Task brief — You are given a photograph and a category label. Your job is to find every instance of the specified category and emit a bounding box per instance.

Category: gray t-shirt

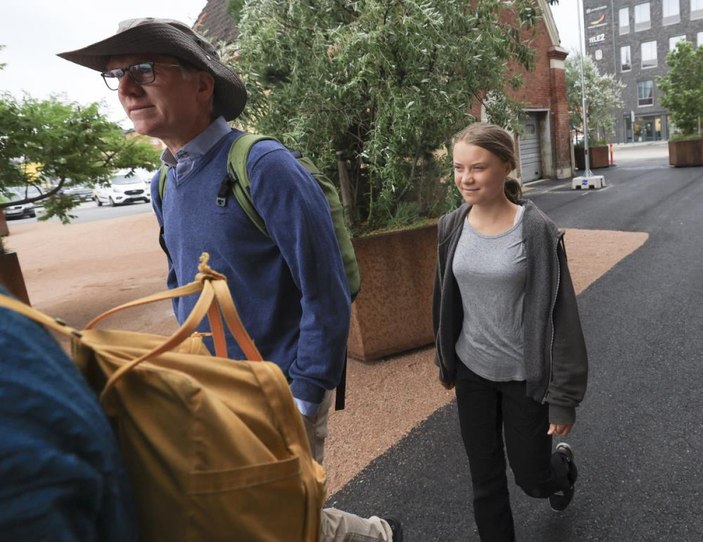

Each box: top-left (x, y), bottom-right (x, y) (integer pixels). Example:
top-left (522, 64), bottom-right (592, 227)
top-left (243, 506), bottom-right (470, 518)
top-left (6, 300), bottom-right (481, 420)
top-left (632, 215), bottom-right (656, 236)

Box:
top-left (452, 206), bottom-right (527, 381)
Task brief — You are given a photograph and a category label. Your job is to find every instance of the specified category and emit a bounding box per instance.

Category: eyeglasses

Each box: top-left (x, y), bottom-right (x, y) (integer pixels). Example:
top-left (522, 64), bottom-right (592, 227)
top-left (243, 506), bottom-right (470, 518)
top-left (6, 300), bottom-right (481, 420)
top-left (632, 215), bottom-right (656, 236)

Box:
top-left (100, 61), bottom-right (182, 91)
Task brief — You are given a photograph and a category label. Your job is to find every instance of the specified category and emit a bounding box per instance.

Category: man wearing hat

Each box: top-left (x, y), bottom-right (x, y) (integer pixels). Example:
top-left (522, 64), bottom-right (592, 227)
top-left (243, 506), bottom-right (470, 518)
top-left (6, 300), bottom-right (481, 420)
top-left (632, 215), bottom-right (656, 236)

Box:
top-left (59, 18), bottom-right (402, 542)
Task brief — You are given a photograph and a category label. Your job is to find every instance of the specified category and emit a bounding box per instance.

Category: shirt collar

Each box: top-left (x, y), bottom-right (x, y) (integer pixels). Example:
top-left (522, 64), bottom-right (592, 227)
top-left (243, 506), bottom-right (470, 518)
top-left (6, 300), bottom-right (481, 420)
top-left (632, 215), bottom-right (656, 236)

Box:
top-left (160, 116), bottom-right (231, 167)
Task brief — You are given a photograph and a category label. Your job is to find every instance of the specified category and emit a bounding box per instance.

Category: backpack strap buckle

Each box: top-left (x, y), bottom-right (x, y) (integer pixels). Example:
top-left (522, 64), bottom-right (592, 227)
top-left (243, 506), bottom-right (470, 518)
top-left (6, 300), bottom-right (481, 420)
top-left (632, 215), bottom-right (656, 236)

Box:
top-left (216, 175), bottom-right (232, 207)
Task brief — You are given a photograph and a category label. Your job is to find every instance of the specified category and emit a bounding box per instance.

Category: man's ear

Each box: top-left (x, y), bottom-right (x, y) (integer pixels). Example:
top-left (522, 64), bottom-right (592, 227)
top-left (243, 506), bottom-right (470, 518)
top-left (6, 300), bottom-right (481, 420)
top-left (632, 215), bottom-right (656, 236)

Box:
top-left (197, 71), bottom-right (215, 99)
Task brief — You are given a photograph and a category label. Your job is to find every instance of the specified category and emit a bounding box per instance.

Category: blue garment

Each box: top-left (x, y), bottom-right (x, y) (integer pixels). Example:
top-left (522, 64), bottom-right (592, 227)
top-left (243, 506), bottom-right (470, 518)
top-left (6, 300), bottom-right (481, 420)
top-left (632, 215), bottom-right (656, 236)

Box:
top-left (0, 289), bottom-right (138, 542)
top-left (160, 115), bottom-right (232, 178)
top-left (152, 121), bottom-right (351, 408)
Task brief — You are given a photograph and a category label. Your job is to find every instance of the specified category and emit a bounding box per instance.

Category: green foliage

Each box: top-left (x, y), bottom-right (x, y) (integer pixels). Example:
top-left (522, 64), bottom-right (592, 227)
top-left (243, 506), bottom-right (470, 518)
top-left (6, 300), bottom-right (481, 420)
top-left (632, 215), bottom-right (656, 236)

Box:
top-left (227, 0), bottom-right (245, 24)
top-left (658, 40), bottom-right (703, 138)
top-left (669, 132), bottom-right (703, 142)
top-left (0, 94), bottom-right (161, 223)
top-left (565, 53), bottom-right (623, 143)
top-left (227, 0), bottom-right (541, 234)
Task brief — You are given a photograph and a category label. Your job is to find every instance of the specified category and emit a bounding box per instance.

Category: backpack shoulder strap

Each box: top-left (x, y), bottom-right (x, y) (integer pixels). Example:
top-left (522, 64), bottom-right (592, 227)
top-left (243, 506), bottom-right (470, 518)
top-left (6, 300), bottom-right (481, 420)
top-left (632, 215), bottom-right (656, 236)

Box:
top-left (158, 165), bottom-right (168, 200)
top-left (156, 134), bottom-right (276, 237)
top-left (227, 134), bottom-right (279, 238)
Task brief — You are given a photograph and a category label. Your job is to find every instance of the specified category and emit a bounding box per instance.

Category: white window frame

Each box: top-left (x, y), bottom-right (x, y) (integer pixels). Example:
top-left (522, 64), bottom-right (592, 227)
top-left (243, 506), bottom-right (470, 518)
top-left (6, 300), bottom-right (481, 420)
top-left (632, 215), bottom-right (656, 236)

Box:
top-left (693, 0), bottom-right (703, 20)
top-left (637, 80), bottom-right (654, 107)
top-left (634, 3), bottom-right (651, 31)
top-left (698, 31), bottom-right (703, 47)
top-left (663, 0), bottom-right (680, 25)
top-left (641, 41), bottom-right (657, 69)
top-left (619, 7), bottom-right (630, 35)
top-left (620, 46), bottom-right (632, 72)
top-left (669, 35), bottom-right (686, 51)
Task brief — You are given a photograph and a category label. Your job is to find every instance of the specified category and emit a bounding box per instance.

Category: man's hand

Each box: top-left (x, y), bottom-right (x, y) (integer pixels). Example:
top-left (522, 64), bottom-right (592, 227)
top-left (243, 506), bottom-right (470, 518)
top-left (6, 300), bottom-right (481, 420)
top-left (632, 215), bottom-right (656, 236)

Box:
top-left (548, 423), bottom-right (573, 437)
top-left (439, 376), bottom-right (455, 390)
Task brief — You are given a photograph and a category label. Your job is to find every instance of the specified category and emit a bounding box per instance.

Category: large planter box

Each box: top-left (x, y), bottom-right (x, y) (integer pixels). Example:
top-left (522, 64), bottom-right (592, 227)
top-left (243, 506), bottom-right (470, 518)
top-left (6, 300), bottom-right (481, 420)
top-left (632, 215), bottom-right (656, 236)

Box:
top-left (0, 250), bottom-right (30, 305)
top-left (668, 139), bottom-right (703, 167)
top-left (574, 145), bottom-right (610, 170)
top-left (347, 223), bottom-right (437, 361)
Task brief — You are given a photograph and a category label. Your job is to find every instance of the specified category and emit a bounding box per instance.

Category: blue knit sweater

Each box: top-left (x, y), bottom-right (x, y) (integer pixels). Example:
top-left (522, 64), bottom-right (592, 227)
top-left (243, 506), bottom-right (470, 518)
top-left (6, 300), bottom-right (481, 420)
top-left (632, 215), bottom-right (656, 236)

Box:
top-left (152, 128), bottom-right (351, 405)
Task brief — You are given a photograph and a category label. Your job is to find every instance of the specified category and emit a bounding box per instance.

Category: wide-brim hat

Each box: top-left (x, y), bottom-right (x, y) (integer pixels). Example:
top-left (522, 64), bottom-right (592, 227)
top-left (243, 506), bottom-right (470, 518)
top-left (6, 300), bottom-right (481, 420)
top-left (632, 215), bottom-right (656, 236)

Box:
top-left (58, 18), bottom-right (246, 121)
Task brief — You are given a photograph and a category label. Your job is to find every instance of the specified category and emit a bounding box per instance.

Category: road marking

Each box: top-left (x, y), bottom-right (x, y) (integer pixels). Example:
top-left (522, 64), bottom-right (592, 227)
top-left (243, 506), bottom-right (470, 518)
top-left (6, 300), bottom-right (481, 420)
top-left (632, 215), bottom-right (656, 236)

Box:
top-left (615, 166), bottom-right (670, 171)
top-left (525, 184), bottom-right (613, 196)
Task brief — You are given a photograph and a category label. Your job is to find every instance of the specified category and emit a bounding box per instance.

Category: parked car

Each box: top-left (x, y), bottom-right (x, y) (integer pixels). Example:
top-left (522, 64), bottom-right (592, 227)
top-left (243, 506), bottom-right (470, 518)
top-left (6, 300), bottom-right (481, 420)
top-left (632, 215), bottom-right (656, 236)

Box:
top-left (93, 174), bottom-right (151, 207)
top-left (1, 187), bottom-right (39, 220)
top-left (61, 184), bottom-right (94, 202)
top-left (3, 201), bottom-right (36, 220)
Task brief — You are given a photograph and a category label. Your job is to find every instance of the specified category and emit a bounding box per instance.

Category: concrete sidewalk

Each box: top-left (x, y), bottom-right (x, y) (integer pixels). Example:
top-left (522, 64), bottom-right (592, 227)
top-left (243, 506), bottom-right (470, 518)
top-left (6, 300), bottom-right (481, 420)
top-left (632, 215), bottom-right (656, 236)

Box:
top-left (3, 212), bottom-right (648, 495)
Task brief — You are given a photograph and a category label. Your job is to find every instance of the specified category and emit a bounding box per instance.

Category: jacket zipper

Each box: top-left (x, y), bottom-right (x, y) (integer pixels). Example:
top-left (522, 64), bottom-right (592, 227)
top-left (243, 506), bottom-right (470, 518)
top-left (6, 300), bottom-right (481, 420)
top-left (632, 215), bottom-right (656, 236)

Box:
top-left (542, 235), bottom-right (562, 403)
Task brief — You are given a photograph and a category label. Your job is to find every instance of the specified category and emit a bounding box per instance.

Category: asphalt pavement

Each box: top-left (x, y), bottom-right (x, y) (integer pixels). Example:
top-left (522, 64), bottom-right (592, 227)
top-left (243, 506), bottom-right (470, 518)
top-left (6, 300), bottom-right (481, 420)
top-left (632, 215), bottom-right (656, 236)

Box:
top-left (330, 142), bottom-right (703, 541)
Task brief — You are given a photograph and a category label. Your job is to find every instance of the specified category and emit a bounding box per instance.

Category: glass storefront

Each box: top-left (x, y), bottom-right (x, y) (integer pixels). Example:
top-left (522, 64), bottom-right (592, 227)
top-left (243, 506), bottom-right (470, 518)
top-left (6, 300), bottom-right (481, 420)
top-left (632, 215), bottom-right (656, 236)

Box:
top-left (624, 114), bottom-right (666, 142)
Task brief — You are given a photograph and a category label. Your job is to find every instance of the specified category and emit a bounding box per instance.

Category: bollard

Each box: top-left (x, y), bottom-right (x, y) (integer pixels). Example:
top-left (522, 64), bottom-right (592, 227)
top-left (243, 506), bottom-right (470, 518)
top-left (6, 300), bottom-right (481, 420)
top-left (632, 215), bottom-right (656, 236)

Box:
top-left (609, 143), bottom-right (616, 166)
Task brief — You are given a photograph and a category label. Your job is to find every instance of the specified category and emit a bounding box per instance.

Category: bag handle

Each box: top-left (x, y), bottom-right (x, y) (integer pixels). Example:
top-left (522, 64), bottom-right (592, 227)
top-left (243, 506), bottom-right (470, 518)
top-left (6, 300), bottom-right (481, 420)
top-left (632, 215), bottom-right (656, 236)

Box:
top-left (85, 274), bottom-right (232, 358)
top-left (85, 254), bottom-right (261, 358)
top-left (84, 280), bottom-right (204, 329)
top-left (211, 278), bottom-right (263, 361)
top-left (0, 293), bottom-right (82, 339)
top-left (207, 301), bottom-right (228, 358)
top-left (99, 279), bottom-right (218, 399)
top-left (99, 254), bottom-right (263, 399)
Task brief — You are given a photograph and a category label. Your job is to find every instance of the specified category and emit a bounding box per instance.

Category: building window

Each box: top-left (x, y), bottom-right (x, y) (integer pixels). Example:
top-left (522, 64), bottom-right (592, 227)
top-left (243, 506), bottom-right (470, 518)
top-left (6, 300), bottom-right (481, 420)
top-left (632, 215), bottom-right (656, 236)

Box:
top-left (641, 41), bottom-right (658, 68)
top-left (635, 3), bottom-right (651, 31)
top-left (698, 31), bottom-right (703, 46)
top-left (669, 35), bottom-right (686, 50)
top-left (638, 80), bottom-right (654, 106)
top-left (619, 7), bottom-right (630, 34)
top-left (692, 0), bottom-right (703, 20)
top-left (663, 0), bottom-right (680, 25)
top-left (621, 46), bottom-right (632, 71)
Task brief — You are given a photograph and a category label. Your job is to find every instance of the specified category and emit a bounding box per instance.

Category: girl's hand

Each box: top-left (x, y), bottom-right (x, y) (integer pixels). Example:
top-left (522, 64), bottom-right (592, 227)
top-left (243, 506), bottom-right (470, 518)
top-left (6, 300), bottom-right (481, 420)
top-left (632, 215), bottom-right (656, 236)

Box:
top-left (548, 423), bottom-right (573, 437)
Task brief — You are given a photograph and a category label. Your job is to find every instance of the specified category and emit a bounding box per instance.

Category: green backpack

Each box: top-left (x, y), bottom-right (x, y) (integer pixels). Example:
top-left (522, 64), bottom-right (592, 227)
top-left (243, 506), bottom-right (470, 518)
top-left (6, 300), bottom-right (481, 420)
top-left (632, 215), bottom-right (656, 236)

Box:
top-left (158, 134), bottom-right (361, 300)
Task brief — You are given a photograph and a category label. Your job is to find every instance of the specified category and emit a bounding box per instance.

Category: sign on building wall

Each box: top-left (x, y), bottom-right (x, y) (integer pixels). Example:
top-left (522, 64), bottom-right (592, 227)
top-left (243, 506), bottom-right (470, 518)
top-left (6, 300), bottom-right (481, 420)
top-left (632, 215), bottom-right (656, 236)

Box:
top-left (586, 4), bottom-right (609, 47)
top-left (587, 5), bottom-right (609, 29)
top-left (585, 4), bottom-right (611, 68)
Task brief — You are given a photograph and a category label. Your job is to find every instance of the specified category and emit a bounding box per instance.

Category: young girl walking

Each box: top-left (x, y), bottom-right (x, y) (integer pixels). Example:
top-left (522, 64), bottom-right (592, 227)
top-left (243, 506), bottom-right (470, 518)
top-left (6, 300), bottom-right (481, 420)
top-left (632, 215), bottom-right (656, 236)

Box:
top-left (433, 123), bottom-right (588, 541)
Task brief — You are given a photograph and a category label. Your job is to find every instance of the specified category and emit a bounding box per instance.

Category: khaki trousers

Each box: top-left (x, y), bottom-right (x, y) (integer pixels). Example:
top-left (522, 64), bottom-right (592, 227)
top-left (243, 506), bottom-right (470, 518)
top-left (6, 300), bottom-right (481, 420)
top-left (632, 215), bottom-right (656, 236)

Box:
top-left (301, 390), bottom-right (393, 542)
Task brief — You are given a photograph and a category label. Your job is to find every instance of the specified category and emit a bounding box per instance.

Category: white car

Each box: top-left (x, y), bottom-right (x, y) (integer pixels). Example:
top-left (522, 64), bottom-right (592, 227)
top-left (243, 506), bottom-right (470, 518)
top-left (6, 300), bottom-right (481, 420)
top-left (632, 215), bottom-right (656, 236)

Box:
top-left (2, 186), bottom-right (40, 220)
top-left (94, 174), bottom-right (151, 207)
top-left (3, 200), bottom-right (36, 219)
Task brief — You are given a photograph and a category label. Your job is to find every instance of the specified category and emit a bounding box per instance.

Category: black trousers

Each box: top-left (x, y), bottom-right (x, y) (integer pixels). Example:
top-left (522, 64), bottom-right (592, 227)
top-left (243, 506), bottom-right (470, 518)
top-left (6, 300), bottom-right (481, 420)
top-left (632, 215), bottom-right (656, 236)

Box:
top-left (455, 362), bottom-right (572, 542)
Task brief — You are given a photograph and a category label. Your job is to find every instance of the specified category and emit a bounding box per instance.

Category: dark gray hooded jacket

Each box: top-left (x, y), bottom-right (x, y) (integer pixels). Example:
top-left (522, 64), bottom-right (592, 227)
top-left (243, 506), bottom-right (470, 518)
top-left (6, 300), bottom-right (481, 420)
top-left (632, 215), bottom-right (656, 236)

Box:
top-left (433, 200), bottom-right (588, 424)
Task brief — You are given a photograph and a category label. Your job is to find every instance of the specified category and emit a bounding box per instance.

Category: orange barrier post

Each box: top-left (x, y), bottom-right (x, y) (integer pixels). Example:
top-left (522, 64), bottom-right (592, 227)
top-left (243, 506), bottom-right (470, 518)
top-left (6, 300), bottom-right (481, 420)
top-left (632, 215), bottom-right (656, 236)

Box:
top-left (610, 143), bottom-right (616, 166)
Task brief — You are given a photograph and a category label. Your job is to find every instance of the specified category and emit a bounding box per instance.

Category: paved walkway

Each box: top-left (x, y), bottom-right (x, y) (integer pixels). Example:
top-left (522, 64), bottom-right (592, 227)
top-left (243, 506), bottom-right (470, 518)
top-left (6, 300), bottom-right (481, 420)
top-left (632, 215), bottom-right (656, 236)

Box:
top-left (3, 210), bottom-right (648, 495)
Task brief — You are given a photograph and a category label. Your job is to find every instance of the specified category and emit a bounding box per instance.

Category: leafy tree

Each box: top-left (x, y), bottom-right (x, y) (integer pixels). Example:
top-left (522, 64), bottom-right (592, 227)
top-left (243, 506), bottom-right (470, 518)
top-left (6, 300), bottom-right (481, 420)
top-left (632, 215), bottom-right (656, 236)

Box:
top-left (658, 40), bottom-right (703, 139)
top-left (227, 0), bottom-right (545, 234)
top-left (565, 53), bottom-right (624, 144)
top-left (0, 94), bottom-right (161, 223)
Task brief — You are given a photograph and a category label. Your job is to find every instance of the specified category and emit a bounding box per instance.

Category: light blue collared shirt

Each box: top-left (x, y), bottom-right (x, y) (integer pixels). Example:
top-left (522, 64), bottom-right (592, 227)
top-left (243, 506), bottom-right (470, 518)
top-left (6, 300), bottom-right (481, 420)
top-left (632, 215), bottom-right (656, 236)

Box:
top-left (294, 398), bottom-right (320, 418)
top-left (160, 116), bottom-right (232, 180)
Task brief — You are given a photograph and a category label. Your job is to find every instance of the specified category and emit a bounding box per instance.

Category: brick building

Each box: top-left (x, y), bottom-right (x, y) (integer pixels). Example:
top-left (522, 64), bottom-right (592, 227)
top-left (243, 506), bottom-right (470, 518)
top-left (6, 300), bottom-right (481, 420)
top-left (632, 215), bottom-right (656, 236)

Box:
top-left (195, 0), bottom-right (574, 180)
top-left (583, 0), bottom-right (703, 142)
